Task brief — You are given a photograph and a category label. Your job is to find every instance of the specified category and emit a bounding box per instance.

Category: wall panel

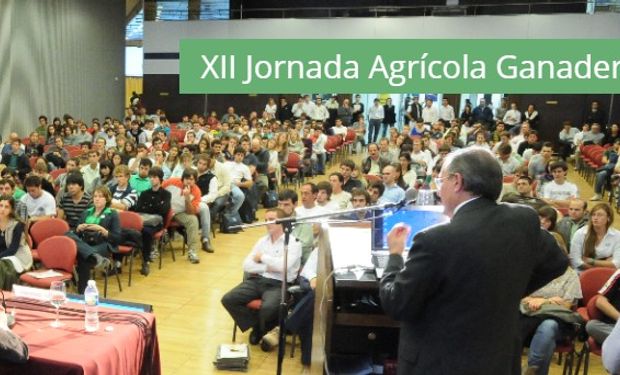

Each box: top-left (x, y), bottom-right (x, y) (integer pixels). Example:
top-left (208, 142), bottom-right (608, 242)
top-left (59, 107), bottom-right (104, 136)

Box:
top-left (0, 0), bottom-right (124, 139)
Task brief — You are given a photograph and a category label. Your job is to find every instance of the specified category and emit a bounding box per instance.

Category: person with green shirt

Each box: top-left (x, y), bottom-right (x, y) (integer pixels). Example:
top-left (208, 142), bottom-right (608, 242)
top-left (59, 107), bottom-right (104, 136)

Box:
top-left (0, 179), bottom-right (25, 201)
top-left (35, 115), bottom-right (48, 138)
top-left (276, 189), bottom-right (314, 265)
top-left (129, 158), bottom-right (153, 195)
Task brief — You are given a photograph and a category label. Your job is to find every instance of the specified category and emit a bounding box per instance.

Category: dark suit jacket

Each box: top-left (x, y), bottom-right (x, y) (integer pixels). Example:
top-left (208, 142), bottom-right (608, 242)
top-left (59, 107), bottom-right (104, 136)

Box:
top-left (380, 198), bottom-right (568, 375)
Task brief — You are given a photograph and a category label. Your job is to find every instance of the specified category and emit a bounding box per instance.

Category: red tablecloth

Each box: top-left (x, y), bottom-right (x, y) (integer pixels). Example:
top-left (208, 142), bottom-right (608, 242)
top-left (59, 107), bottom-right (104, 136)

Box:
top-left (0, 297), bottom-right (161, 375)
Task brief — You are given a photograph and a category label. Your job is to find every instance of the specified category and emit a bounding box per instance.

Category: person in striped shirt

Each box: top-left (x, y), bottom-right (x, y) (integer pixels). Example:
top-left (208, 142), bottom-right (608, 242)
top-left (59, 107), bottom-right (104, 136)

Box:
top-left (110, 165), bottom-right (138, 211)
top-left (57, 173), bottom-right (92, 230)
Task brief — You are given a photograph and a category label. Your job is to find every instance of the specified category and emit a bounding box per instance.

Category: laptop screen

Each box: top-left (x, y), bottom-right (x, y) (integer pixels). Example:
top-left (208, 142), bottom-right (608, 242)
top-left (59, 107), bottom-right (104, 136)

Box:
top-left (372, 206), bottom-right (448, 251)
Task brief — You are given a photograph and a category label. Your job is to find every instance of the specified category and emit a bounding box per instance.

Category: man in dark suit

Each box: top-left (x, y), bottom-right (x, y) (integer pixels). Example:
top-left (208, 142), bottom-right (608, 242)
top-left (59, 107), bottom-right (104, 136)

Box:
top-left (379, 147), bottom-right (568, 375)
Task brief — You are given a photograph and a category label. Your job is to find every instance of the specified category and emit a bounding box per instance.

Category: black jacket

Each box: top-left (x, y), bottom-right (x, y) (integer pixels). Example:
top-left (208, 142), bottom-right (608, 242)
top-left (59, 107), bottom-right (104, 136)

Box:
top-left (277, 103), bottom-right (293, 122)
top-left (361, 156), bottom-right (390, 175)
top-left (383, 104), bottom-right (396, 125)
top-left (132, 188), bottom-right (171, 219)
top-left (380, 198), bottom-right (568, 375)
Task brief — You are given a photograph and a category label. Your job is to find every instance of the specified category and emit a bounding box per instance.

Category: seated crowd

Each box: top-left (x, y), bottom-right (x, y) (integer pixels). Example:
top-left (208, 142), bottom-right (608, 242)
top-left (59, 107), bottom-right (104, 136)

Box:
top-left (0, 95), bottom-right (619, 372)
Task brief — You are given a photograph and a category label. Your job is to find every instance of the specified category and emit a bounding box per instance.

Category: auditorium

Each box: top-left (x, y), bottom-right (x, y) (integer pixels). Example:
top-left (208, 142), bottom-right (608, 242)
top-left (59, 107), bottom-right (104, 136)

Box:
top-left (1, 1), bottom-right (620, 375)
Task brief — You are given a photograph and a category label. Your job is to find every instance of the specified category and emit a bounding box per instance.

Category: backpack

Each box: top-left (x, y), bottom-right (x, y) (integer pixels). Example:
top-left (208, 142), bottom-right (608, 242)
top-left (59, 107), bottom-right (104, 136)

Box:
top-left (220, 211), bottom-right (243, 233)
top-left (263, 190), bottom-right (278, 208)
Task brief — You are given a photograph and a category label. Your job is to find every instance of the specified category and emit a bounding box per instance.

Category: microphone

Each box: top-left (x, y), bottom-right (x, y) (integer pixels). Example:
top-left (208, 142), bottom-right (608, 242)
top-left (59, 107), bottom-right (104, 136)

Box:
top-left (381, 198), bottom-right (416, 210)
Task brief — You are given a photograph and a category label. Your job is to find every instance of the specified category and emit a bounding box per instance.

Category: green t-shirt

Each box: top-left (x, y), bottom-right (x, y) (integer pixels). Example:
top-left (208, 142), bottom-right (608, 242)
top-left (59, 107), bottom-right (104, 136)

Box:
top-left (129, 175), bottom-right (152, 195)
top-left (84, 207), bottom-right (113, 225)
top-left (12, 188), bottom-right (25, 200)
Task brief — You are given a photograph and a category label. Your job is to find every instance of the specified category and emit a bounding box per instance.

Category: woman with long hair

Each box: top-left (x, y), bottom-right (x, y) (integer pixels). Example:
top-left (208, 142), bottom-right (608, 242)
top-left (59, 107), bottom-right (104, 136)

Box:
top-left (266, 138), bottom-right (281, 189)
top-left (68, 186), bottom-right (121, 293)
top-left (265, 97), bottom-right (277, 119)
top-left (62, 126), bottom-right (75, 146)
top-left (538, 205), bottom-right (568, 254)
top-left (0, 195), bottom-right (32, 289)
top-left (165, 146), bottom-right (180, 173)
top-left (398, 152), bottom-right (417, 189)
top-left (46, 125), bottom-right (59, 145)
top-left (287, 130), bottom-right (303, 155)
top-left (122, 141), bottom-right (136, 161)
top-left (570, 202), bottom-right (620, 270)
top-left (196, 137), bottom-right (210, 156)
top-left (460, 103), bottom-right (474, 125)
top-left (275, 132), bottom-right (289, 165)
top-left (111, 152), bottom-right (124, 169)
top-left (98, 160), bottom-right (116, 189)
top-left (391, 162), bottom-right (407, 190)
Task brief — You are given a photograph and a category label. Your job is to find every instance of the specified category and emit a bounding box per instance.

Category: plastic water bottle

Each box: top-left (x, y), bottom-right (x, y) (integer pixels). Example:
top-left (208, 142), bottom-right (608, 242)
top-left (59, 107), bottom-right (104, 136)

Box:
top-left (84, 280), bottom-right (99, 332)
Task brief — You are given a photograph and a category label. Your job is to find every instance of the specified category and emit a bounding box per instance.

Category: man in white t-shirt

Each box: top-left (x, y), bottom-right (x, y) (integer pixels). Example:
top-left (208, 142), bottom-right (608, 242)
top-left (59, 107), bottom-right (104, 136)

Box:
top-left (224, 146), bottom-right (253, 214)
top-left (20, 175), bottom-right (57, 223)
top-left (295, 183), bottom-right (328, 218)
top-left (332, 118), bottom-right (348, 138)
top-left (315, 181), bottom-right (339, 212)
top-left (541, 161), bottom-right (579, 209)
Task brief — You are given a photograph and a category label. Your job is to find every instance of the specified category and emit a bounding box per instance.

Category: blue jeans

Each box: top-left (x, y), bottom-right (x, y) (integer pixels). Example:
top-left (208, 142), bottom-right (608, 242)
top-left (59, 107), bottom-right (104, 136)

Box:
top-left (198, 202), bottom-right (211, 241)
top-left (368, 119), bottom-right (382, 144)
top-left (527, 319), bottom-right (561, 374)
top-left (595, 169), bottom-right (612, 194)
top-left (229, 185), bottom-right (245, 213)
top-left (314, 153), bottom-right (326, 174)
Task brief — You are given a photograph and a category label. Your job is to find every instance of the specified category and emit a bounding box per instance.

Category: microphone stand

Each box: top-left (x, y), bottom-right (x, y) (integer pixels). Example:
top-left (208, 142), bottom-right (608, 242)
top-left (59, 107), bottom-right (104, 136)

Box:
top-left (276, 218), bottom-right (292, 375)
top-left (229, 199), bottom-right (414, 375)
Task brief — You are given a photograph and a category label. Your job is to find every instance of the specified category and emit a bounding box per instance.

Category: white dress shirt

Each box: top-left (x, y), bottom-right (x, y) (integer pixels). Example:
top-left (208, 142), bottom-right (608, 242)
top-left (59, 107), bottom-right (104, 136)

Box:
top-left (439, 105), bottom-right (455, 122)
top-left (243, 232), bottom-right (302, 283)
top-left (422, 105), bottom-right (439, 124)
top-left (570, 227), bottom-right (620, 269)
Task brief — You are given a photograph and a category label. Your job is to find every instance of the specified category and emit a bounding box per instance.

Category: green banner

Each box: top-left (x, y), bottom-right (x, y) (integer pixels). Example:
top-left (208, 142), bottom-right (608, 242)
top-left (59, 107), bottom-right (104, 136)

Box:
top-left (179, 39), bottom-right (620, 94)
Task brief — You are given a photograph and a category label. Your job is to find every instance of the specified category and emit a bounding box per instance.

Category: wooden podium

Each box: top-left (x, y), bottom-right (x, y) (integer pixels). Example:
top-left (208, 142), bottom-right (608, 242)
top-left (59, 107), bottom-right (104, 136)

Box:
top-left (310, 222), bottom-right (399, 374)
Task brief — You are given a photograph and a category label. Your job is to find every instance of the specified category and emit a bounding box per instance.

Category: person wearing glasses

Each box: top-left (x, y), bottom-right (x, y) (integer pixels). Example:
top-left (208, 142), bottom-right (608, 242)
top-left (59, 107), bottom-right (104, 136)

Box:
top-left (379, 147), bottom-right (568, 375)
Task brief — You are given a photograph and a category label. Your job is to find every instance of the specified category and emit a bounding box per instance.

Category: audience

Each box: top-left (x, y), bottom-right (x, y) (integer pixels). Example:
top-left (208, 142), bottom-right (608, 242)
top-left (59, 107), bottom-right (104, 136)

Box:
top-left (5, 98), bottom-right (620, 371)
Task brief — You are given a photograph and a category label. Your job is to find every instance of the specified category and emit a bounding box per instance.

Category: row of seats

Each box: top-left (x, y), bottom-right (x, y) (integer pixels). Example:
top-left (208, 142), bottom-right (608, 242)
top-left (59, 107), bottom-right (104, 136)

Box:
top-left (19, 210), bottom-right (182, 298)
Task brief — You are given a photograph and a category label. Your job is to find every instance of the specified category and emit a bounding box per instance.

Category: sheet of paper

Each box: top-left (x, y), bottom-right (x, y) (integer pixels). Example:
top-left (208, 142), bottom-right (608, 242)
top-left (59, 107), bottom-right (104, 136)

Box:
top-left (27, 269), bottom-right (64, 279)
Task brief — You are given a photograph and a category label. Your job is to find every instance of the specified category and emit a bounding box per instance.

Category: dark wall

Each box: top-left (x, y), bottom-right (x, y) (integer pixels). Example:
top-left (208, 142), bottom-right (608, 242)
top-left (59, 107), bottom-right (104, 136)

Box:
top-left (142, 74), bottom-right (353, 122)
top-left (143, 74), bottom-right (206, 122)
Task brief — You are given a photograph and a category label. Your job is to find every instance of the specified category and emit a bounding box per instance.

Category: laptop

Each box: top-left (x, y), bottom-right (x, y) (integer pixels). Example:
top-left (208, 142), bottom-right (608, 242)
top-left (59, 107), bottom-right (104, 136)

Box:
top-left (371, 205), bottom-right (448, 277)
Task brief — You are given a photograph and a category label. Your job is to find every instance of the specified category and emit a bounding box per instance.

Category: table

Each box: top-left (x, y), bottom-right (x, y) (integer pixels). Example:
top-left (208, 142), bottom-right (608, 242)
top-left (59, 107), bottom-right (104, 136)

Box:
top-left (0, 296), bottom-right (161, 375)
